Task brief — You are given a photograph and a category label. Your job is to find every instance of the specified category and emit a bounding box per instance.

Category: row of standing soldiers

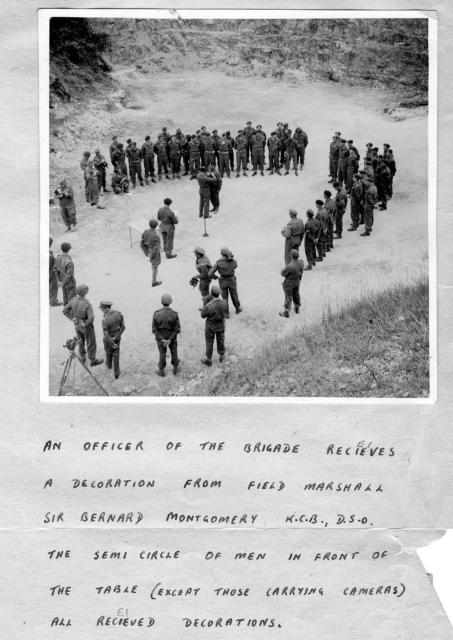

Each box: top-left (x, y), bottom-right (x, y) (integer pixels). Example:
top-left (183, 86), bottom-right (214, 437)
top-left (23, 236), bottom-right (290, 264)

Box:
top-left (106, 121), bottom-right (309, 185)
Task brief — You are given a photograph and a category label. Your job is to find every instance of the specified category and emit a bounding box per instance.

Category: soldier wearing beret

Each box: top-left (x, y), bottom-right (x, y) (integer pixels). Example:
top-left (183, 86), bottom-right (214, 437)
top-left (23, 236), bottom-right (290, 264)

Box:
top-left (141, 219), bottom-right (162, 287)
top-left (152, 294), bottom-right (181, 377)
top-left (56, 242), bottom-right (76, 305)
top-left (200, 286), bottom-right (229, 366)
top-left (100, 301), bottom-right (125, 379)
top-left (63, 284), bottom-right (103, 367)
top-left (281, 209), bottom-right (305, 265)
top-left (157, 197), bottom-right (178, 259)
top-left (279, 249), bottom-right (304, 318)
top-left (304, 209), bottom-right (320, 270)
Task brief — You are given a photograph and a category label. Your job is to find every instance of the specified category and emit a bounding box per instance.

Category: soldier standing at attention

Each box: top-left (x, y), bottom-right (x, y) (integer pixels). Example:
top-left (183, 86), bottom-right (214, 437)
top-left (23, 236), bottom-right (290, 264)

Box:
top-left (125, 138), bottom-right (133, 179)
top-left (348, 174), bottom-right (363, 231)
top-left (386, 148), bottom-right (396, 198)
top-left (197, 166), bottom-right (217, 219)
top-left (361, 176), bottom-right (378, 237)
top-left (99, 301), bottom-right (125, 380)
top-left (328, 133), bottom-right (340, 183)
top-left (154, 135), bottom-right (170, 181)
top-left (243, 121), bottom-right (255, 166)
top-left (337, 139), bottom-right (349, 186)
top-left (168, 135), bottom-right (182, 179)
top-left (152, 294), bottom-right (181, 377)
top-left (333, 181), bottom-right (348, 239)
top-left (283, 132), bottom-right (298, 176)
top-left (56, 242), bottom-right (76, 305)
top-left (109, 136), bottom-right (119, 167)
top-left (200, 286), bottom-right (229, 366)
top-left (347, 139), bottom-right (360, 161)
top-left (192, 247), bottom-right (213, 297)
top-left (63, 284), bottom-right (103, 367)
top-left (157, 197), bottom-right (178, 259)
top-left (212, 129), bottom-right (221, 168)
top-left (235, 130), bottom-right (248, 177)
top-left (182, 134), bottom-right (191, 176)
top-left (189, 134), bottom-right (202, 180)
top-left (225, 130), bottom-right (235, 171)
top-left (141, 135), bottom-right (157, 184)
top-left (294, 127), bottom-right (308, 169)
top-left (80, 151), bottom-right (91, 201)
top-left (94, 149), bottom-right (109, 194)
top-left (140, 219), bottom-right (162, 287)
top-left (346, 150), bottom-right (359, 193)
top-left (267, 132), bottom-right (281, 175)
top-left (209, 247), bottom-right (242, 317)
top-left (218, 133), bottom-right (231, 178)
top-left (315, 199), bottom-right (329, 262)
top-left (251, 126), bottom-right (266, 176)
top-left (49, 237), bottom-right (62, 306)
top-left (323, 189), bottom-right (336, 251)
top-left (54, 179), bottom-right (77, 231)
top-left (281, 209), bottom-right (305, 265)
top-left (279, 249), bottom-right (304, 318)
top-left (202, 132), bottom-right (215, 169)
top-left (129, 142), bottom-right (144, 187)
top-left (304, 209), bottom-right (320, 270)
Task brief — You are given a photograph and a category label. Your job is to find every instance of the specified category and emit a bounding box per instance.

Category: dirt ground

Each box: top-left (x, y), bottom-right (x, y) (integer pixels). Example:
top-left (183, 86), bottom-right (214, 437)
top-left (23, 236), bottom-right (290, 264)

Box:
top-left (48, 68), bottom-right (429, 396)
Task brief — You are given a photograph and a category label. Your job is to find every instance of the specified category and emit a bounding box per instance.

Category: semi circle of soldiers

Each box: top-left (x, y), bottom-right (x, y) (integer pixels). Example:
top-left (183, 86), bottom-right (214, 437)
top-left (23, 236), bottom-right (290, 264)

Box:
top-left (50, 121), bottom-right (396, 383)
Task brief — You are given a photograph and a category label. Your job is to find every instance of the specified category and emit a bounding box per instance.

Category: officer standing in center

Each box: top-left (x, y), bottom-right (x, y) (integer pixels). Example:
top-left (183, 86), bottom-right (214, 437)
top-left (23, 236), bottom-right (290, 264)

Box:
top-left (99, 300), bottom-right (125, 380)
top-left (209, 247), bottom-right (242, 317)
top-left (157, 197), bottom-right (178, 259)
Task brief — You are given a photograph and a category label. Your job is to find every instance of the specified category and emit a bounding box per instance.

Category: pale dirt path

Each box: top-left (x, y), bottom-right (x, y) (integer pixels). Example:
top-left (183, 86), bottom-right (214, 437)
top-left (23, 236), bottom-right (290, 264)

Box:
top-left (49, 69), bottom-right (428, 396)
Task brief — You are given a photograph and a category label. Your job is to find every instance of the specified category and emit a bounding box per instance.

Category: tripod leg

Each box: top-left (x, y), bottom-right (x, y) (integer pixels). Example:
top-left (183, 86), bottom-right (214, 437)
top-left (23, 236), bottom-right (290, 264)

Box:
top-left (75, 355), bottom-right (110, 396)
top-left (58, 356), bottom-right (74, 396)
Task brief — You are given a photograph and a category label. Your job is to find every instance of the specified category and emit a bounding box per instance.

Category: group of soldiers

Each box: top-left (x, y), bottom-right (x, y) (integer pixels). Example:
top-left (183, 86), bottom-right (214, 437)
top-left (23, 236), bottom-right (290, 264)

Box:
top-left (50, 123), bottom-right (397, 381)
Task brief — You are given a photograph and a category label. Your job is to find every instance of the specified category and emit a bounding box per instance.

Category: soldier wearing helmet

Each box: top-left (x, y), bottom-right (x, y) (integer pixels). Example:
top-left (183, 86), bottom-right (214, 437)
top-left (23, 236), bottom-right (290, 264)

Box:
top-left (152, 294), bottom-right (181, 377)
top-left (62, 284), bottom-right (103, 367)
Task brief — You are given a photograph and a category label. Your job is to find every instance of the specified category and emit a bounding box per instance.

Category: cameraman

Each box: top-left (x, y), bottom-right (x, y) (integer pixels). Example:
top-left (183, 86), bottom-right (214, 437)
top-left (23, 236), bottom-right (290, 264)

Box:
top-left (63, 284), bottom-right (103, 367)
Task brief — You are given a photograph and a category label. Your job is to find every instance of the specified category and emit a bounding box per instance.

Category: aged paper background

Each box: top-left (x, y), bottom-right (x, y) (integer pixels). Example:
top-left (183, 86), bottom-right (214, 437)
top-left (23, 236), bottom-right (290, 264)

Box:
top-left (0, 0), bottom-right (452, 637)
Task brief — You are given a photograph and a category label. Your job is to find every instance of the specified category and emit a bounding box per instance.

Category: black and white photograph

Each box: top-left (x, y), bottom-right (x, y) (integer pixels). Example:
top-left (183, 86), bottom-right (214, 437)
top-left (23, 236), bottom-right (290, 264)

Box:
top-left (42, 10), bottom-right (435, 398)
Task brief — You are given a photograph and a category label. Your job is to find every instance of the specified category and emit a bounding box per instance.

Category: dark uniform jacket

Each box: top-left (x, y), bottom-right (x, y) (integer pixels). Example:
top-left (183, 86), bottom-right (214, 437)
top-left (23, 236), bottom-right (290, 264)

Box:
top-left (243, 125), bottom-right (255, 140)
top-left (267, 136), bottom-right (281, 153)
top-left (201, 298), bottom-right (228, 331)
top-left (153, 140), bottom-right (169, 158)
top-left (219, 139), bottom-right (230, 154)
top-left (282, 218), bottom-right (305, 241)
top-left (56, 254), bottom-right (74, 284)
top-left (129, 148), bottom-right (142, 164)
top-left (235, 134), bottom-right (246, 151)
top-left (335, 188), bottom-right (348, 211)
top-left (157, 206), bottom-right (178, 231)
top-left (63, 297), bottom-right (94, 327)
top-left (315, 207), bottom-right (330, 234)
top-left (189, 139), bottom-right (202, 156)
top-left (209, 256), bottom-right (237, 281)
top-left (112, 148), bottom-right (126, 166)
top-left (102, 310), bottom-right (125, 343)
top-left (294, 130), bottom-right (308, 148)
top-left (251, 132), bottom-right (266, 149)
top-left (140, 229), bottom-right (161, 257)
top-left (141, 141), bottom-right (155, 158)
top-left (305, 218), bottom-right (321, 241)
top-left (324, 198), bottom-right (336, 222)
top-left (152, 307), bottom-right (181, 340)
top-left (169, 139), bottom-right (181, 157)
top-left (281, 260), bottom-right (304, 285)
top-left (196, 255), bottom-right (212, 281)
top-left (197, 172), bottom-right (217, 196)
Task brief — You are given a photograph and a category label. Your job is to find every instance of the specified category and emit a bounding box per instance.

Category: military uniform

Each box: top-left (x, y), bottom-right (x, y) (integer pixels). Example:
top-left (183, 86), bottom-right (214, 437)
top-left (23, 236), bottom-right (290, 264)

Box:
top-left (195, 254), bottom-right (213, 297)
top-left (329, 138), bottom-right (340, 181)
top-left (304, 218), bottom-right (320, 268)
top-left (243, 124), bottom-right (255, 164)
top-left (102, 308), bottom-right (125, 378)
top-left (152, 306), bottom-right (181, 374)
top-left (141, 141), bottom-right (156, 183)
top-left (55, 184), bottom-right (76, 229)
top-left (49, 247), bottom-right (60, 306)
top-left (294, 129), bottom-right (308, 167)
top-left (141, 227), bottom-right (161, 284)
top-left (363, 182), bottom-right (378, 234)
top-left (63, 296), bottom-right (98, 364)
top-left (282, 216), bottom-right (305, 264)
top-left (201, 297), bottom-right (229, 363)
top-left (182, 135), bottom-right (191, 175)
top-left (283, 136), bottom-right (298, 173)
top-left (235, 134), bottom-right (247, 175)
top-left (334, 186), bottom-right (348, 237)
top-left (129, 147), bottom-right (144, 186)
top-left (94, 154), bottom-right (108, 192)
top-left (225, 133), bottom-right (235, 170)
top-left (350, 180), bottom-right (363, 229)
top-left (346, 154), bottom-right (359, 192)
top-left (197, 171), bottom-right (217, 218)
top-left (209, 170), bottom-right (222, 212)
top-left (324, 197), bottom-right (336, 250)
top-left (153, 139), bottom-right (169, 178)
top-left (157, 205), bottom-right (178, 257)
top-left (189, 138), bottom-right (202, 177)
top-left (218, 138), bottom-right (231, 177)
top-left (212, 132), bottom-right (221, 167)
top-left (109, 140), bottom-right (118, 167)
top-left (209, 254), bottom-right (241, 315)
top-left (281, 258), bottom-right (304, 315)
top-left (202, 135), bottom-right (215, 168)
top-left (111, 171), bottom-right (129, 193)
top-left (251, 131), bottom-right (266, 174)
top-left (267, 136), bottom-right (281, 174)
top-left (168, 139), bottom-right (182, 178)
top-left (112, 148), bottom-right (128, 176)
top-left (56, 253), bottom-right (76, 305)
top-left (337, 142), bottom-right (348, 185)
top-left (315, 207), bottom-right (330, 260)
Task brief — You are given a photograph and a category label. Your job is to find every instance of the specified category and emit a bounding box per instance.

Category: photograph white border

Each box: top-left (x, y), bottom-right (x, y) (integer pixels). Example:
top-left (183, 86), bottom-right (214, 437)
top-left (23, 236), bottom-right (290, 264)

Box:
top-left (39, 8), bottom-right (438, 404)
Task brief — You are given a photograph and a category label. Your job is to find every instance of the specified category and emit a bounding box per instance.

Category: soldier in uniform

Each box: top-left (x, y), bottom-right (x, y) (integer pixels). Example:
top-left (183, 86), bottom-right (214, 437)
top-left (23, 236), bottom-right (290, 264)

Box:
top-left (80, 151), bottom-right (91, 201)
top-left (63, 284), bottom-right (103, 367)
top-left (49, 237), bottom-right (62, 306)
top-left (94, 149), bottom-right (109, 193)
top-left (56, 242), bottom-right (76, 305)
top-left (168, 135), bottom-right (182, 179)
top-left (346, 150), bottom-right (359, 193)
top-left (243, 121), bottom-right (255, 165)
top-left (281, 209), bottom-right (305, 265)
top-left (218, 133), bottom-right (231, 178)
top-left (153, 135), bottom-right (170, 180)
top-left (279, 249), bottom-right (304, 318)
top-left (348, 174), bottom-right (363, 231)
top-left (294, 127), bottom-right (308, 169)
top-left (315, 199), bottom-right (329, 262)
top-left (125, 138), bottom-right (134, 178)
top-left (212, 129), bottom-right (221, 167)
top-left (209, 247), bottom-right (242, 317)
top-left (323, 189), bottom-right (336, 251)
top-left (209, 168), bottom-right (222, 214)
top-left (235, 130), bottom-right (248, 177)
top-left (347, 139), bottom-right (360, 160)
top-left (333, 181), bottom-right (348, 239)
top-left (157, 197), bottom-right (178, 259)
top-left (84, 160), bottom-right (105, 209)
top-left (197, 167), bottom-right (217, 219)
top-left (328, 134), bottom-right (340, 183)
top-left (54, 179), bottom-right (77, 231)
top-left (387, 149), bottom-right (396, 198)
top-left (337, 139), bottom-right (349, 185)
top-left (189, 134), bottom-right (202, 179)
top-left (140, 219), bottom-right (162, 287)
top-left (152, 293), bottom-right (181, 377)
top-left (192, 247), bottom-right (213, 297)
top-left (129, 142), bottom-right (144, 187)
top-left (202, 132), bottom-right (215, 169)
top-left (182, 134), bottom-right (191, 176)
top-left (112, 143), bottom-right (128, 176)
top-left (141, 135), bottom-right (157, 184)
top-left (200, 286), bottom-right (229, 366)
top-left (109, 136), bottom-right (119, 167)
top-left (251, 126), bottom-right (266, 176)
top-left (361, 176), bottom-right (378, 237)
top-left (100, 301), bottom-right (125, 379)
top-left (283, 133), bottom-right (298, 175)
top-left (267, 132), bottom-right (282, 175)
top-left (376, 158), bottom-right (391, 210)
top-left (225, 130), bottom-right (235, 171)
top-left (111, 168), bottom-right (129, 193)
top-left (304, 209), bottom-right (320, 270)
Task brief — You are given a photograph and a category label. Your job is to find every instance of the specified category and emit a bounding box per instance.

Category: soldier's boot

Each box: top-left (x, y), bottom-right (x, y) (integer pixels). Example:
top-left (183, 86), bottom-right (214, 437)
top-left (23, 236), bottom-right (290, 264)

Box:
top-left (152, 281), bottom-right (162, 287)
top-left (183, 171), bottom-right (189, 176)
top-left (158, 175), bottom-right (162, 181)
top-left (270, 169), bottom-right (274, 175)
top-left (155, 369), bottom-right (165, 377)
top-left (201, 357), bottom-right (212, 366)
top-left (151, 177), bottom-right (157, 183)
top-left (279, 310), bottom-right (290, 318)
top-left (295, 170), bottom-right (299, 176)
top-left (235, 307), bottom-right (243, 314)
top-left (347, 226), bottom-right (357, 231)
top-left (172, 363), bottom-right (180, 375)
top-left (90, 358), bottom-right (104, 367)
top-left (176, 173), bottom-right (181, 179)
top-left (333, 233), bottom-right (342, 239)
top-left (146, 177), bottom-right (151, 185)
top-left (260, 170), bottom-right (264, 176)
top-left (227, 173), bottom-right (231, 178)
top-left (219, 354), bottom-right (224, 363)
top-left (165, 173), bottom-right (170, 180)
top-left (295, 306), bottom-right (300, 314)
top-left (236, 172), bottom-right (240, 178)
top-left (276, 170), bottom-right (282, 176)
top-left (285, 171), bottom-right (289, 175)
top-left (303, 264), bottom-right (312, 271)
top-left (243, 171), bottom-right (248, 177)
top-left (252, 171), bottom-right (257, 176)
top-left (360, 230), bottom-right (371, 236)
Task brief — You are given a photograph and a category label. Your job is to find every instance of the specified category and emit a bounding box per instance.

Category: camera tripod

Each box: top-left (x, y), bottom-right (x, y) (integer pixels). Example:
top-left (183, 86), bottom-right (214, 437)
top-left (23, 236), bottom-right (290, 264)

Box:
top-left (58, 339), bottom-right (109, 396)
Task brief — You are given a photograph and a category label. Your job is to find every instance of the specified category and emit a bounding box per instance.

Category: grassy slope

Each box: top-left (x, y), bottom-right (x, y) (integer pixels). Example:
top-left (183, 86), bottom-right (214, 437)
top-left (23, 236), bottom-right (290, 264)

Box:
top-left (188, 279), bottom-right (429, 398)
